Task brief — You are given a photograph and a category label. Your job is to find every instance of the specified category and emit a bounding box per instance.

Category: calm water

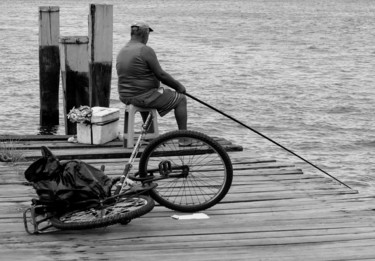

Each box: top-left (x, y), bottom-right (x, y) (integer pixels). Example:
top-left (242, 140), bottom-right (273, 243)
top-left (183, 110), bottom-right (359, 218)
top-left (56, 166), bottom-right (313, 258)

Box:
top-left (1, 0), bottom-right (374, 193)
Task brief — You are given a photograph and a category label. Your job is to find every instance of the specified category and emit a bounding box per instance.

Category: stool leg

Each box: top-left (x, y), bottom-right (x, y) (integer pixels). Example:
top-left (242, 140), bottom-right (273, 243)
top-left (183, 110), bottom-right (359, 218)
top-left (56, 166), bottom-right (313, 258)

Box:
top-left (124, 109), bottom-right (135, 148)
top-left (124, 110), bottom-right (129, 135)
top-left (124, 106), bottom-right (159, 147)
top-left (123, 110), bottom-right (129, 147)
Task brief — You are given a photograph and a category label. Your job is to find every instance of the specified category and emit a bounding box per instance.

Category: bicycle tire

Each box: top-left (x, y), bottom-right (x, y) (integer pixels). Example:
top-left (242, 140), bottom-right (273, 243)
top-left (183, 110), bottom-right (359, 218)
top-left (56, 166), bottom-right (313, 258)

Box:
top-left (139, 130), bottom-right (233, 212)
top-left (50, 195), bottom-right (154, 230)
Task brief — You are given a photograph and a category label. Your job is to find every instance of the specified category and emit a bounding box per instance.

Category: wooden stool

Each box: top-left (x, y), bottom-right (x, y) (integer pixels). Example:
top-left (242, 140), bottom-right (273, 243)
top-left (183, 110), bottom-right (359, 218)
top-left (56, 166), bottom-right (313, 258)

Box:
top-left (123, 105), bottom-right (159, 148)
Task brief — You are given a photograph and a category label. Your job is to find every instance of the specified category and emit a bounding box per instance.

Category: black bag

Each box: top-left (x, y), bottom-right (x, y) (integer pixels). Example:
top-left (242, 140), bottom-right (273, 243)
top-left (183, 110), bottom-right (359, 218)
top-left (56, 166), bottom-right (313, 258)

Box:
top-left (25, 146), bottom-right (112, 205)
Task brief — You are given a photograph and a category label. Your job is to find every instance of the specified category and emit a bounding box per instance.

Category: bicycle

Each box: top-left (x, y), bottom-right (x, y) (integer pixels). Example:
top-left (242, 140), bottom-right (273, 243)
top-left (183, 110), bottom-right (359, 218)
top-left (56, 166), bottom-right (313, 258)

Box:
top-left (23, 112), bottom-right (233, 234)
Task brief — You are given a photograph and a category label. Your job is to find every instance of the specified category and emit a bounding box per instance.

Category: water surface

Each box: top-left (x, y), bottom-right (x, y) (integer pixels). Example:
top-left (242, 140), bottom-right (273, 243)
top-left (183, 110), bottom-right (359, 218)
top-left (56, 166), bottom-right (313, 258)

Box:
top-left (0, 0), bottom-right (374, 193)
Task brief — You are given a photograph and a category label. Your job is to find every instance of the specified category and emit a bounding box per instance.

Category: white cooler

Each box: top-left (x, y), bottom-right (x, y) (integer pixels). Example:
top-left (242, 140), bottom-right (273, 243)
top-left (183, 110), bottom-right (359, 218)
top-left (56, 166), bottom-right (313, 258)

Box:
top-left (77, 107), bottom-right (120, 144)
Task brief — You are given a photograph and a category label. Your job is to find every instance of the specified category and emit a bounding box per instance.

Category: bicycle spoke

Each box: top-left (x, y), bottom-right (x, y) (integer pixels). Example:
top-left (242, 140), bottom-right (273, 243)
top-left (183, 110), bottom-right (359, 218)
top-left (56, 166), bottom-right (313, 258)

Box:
top-left (139, 130), bottom-right (233, 212)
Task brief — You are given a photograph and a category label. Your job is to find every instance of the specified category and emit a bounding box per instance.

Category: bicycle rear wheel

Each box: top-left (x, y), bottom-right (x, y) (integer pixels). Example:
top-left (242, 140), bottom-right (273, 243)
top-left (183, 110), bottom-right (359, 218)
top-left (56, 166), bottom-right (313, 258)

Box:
top-left (50, 195), bottom-right (154, 230)
top-left (139, 130), bottom-right (233, 212)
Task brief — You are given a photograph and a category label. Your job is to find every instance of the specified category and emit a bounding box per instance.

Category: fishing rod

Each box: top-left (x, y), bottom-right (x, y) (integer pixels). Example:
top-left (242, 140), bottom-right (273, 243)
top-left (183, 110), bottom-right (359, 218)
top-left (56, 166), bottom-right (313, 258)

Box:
top-left (185, 92), bottom-right (352, 190)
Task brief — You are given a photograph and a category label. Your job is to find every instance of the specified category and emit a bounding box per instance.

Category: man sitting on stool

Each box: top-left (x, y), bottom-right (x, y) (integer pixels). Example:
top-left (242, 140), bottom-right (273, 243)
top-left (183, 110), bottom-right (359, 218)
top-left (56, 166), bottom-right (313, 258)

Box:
top-left (116, 22), bottom-right (188, 133)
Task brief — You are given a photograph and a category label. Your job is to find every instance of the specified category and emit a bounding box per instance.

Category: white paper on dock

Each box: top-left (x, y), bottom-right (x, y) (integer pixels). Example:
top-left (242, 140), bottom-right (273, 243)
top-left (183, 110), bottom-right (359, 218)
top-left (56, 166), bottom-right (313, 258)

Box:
top-left (171, 213), bottom-right (209, 220)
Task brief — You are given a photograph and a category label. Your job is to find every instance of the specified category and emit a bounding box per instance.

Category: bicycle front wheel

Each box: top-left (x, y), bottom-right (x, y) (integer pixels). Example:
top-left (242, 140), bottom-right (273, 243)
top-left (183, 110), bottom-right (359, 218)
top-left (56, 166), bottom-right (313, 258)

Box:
top-left (139, 130), bottom-right (233, 212)
top-left (50, 195), bottom-right (154, 230)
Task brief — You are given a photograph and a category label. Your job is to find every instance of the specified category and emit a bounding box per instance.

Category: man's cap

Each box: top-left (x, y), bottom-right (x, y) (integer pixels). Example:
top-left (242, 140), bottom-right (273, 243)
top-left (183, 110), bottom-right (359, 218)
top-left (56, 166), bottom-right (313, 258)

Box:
top-left (131, 22), bottom-right (153, 32)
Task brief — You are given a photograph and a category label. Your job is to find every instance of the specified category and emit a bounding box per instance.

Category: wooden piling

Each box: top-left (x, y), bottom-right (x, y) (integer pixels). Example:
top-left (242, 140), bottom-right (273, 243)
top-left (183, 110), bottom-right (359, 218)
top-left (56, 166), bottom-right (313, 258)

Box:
top-left (59, 36), bottom-right (90, 135)
top-left (39, 6), bottom-right (60, 126)
top-left (88, 4), bottom-right (113, 107)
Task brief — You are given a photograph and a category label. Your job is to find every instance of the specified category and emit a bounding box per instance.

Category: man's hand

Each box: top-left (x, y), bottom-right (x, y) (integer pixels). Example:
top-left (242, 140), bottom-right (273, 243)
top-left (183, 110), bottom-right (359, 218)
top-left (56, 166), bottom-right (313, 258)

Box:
top-left (178, 84), bottom-right (186, 94)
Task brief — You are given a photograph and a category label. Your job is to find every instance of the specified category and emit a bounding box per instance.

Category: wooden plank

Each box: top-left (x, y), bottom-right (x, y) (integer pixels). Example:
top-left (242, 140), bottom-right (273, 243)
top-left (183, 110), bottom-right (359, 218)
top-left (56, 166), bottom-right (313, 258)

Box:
top-left (0, 134), bottom-right (236, 145)
top-left (2, 138), bottom-right (243, 160)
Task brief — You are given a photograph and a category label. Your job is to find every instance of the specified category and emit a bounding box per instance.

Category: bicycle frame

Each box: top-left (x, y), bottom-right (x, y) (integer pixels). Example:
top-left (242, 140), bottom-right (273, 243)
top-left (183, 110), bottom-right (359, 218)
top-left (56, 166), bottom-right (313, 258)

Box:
top-left (113, 112), bottom-right (154, 195)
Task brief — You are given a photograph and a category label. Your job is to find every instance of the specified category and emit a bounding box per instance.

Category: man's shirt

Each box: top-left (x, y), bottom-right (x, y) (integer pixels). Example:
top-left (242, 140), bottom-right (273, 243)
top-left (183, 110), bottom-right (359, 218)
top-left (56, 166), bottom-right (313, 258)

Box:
top-left (116, 41), bottom-right (160, 98)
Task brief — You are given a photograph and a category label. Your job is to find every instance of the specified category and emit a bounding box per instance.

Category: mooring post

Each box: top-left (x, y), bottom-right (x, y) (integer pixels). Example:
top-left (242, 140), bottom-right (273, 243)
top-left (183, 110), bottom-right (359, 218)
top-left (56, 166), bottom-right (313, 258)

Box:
top-left (88, 4), bottom-right (113, 107)
top-left (59, 36), bottom-right (90, 135)
top-left (39, 6), bottom-right (60, 126)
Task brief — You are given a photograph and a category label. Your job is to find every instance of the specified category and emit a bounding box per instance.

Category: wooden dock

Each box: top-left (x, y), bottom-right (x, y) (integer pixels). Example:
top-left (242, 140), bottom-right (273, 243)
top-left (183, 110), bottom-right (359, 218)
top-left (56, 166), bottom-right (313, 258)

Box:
top-left (1, 135), bottom-right (375, 260)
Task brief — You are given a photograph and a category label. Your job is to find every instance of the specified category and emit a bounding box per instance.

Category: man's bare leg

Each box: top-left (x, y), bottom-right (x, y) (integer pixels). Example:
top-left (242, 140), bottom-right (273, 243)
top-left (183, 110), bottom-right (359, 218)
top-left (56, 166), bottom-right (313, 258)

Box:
top-left (175, 96), bottom-right (193, 146)
top-left (174, 96), bottom-right (187, 130)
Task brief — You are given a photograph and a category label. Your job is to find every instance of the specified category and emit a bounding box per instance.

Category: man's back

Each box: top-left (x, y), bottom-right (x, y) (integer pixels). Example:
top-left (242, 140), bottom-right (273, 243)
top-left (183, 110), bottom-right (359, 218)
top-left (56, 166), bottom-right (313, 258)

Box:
top-left (116, 41), bottom-right (159, 98)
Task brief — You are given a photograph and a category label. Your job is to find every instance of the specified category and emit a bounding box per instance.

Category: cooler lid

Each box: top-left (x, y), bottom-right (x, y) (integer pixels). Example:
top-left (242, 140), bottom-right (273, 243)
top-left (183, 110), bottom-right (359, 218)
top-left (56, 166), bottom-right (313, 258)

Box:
top-left (91, 107), bottom-right (120, 123)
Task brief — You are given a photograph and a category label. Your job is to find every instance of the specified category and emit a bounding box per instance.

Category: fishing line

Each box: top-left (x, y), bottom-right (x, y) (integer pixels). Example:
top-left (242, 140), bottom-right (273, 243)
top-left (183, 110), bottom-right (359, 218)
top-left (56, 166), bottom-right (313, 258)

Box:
top-left (185, 92), bottom-right (352, 190)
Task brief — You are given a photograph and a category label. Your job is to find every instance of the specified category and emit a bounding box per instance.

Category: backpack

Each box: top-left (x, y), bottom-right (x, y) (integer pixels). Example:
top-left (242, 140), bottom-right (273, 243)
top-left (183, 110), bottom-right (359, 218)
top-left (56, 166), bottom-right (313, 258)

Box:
top-left (25, 146), bottom-right (112, 207)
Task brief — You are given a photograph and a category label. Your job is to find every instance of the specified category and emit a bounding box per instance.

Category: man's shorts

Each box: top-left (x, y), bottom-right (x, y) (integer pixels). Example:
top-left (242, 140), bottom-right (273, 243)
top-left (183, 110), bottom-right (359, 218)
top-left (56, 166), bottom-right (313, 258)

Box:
top-left (120, 87), bottom-right (185, 117)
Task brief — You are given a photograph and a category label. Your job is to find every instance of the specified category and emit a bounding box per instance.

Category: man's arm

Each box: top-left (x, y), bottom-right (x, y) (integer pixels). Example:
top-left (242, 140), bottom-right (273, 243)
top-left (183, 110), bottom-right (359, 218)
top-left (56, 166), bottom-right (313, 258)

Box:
top-left (143, 46), bottom-right (186, 93)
